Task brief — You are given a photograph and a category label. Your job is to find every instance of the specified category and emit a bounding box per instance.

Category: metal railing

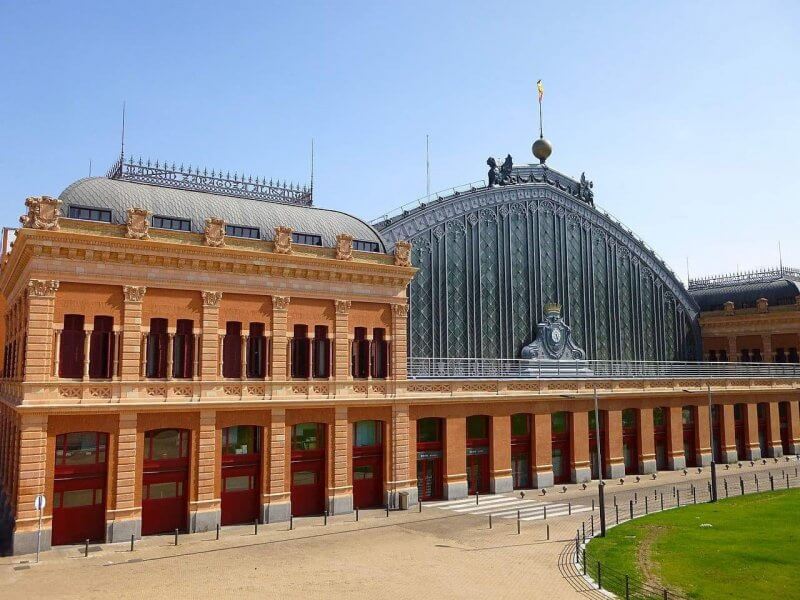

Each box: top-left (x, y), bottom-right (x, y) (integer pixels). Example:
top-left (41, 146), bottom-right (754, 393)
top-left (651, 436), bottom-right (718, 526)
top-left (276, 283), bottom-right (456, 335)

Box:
top-left (408, 357), bottom-right (800, 380)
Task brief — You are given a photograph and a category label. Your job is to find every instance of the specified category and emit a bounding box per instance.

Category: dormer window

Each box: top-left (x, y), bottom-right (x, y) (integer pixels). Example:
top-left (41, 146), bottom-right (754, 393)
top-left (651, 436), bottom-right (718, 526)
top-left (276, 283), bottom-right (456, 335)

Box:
top-left (226, 224), bottom-right (260, 239)
top-left (152, 215), bottom-right (191, 231)
top-left (353, 239), bottom-right (380, 253)
top-left (291, 232), bottom-right (322, 247)
top-left (69, 206), bottom-right (112, 223)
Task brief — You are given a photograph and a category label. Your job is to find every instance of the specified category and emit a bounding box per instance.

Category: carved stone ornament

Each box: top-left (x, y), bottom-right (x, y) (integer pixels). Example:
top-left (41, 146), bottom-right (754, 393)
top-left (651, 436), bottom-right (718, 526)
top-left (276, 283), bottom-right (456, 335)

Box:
top-left (394, 240), bottom-right (412, 267)
top-left (756, 297), bottom-right (769, 313)
top-left (272, 295), bottom-right (290, 310)
top-left (520, 303), bottom-right (586, 361)
top-left (20, 196), bottom-right (62, 230)
top-left (723, 301), bottom-right (735, 313)
top-left (391, 303), bottom-right (409, 318)
top-left (123, 285), bottom-right (146, 303)
top-left (27, 279), bottom-right (59, 298)
top-left (201, 290), bottom-right (223, 308)
top-left (335, 299), bottom-right (351, 315)
top-left (204, 217), bottom-right (226, 247)
top-left (126, 207), bottom-right (152, 240)
top-left (273, 226), bottom-right (293, 255)
top-left (335, 233), bottom-right (354, 261)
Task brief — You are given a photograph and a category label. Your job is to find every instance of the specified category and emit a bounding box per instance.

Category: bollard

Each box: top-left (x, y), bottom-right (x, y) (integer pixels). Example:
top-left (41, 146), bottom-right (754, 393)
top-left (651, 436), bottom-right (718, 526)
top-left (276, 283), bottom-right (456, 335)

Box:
top-left (356, 506), bottom-right (360, 522)
top-left (255, 518), bottom-right (259, 535)
top-left (216, 523), bottom-right (220, 540)
top-left (592, 499), bottom-right (595, 511)
top-left (547, 523), bottom-right (550, 540)
top-left (724, 479), bottom-right (729, 498)
top-left (85, 539), bottom-right (89, 558)
top-left (568, 501), bottom-right (572, 516)
top-left (386, 505), bottom-right (390, 518)
top-left (517, 510), bottom-right (521, 535)
top-left (755, 475), bottom-right (759, 492)
top-left (591, 514), bottom-right (594, 536)
top-left (634, 492), bottom-right (638, 503)
top-left (614, 495), bottom-right (617, 507)
top-left (174, 529), bottom-right (179, 546)
top-left (583, 549), bottom-right (586, 575)
top-left (645, 496), bottom-right (649, 514)
top-left (677, 489), bottom-right (681, 507)
top-left (693, 487), bottom-right (697, 504)
top-left (290, 514), bottom-right (293, 531)
top-left (476, 492), bottom-right (479, 506)
top-left (708, 481), bottom-right (712, 498)
top-left (419, 500), bottom-right (422, 513)
top-left (544, 504), bottom-right (547, 520)
top-left (597, 562), bottom-right (602, 590)
top-left (660, 493), bottom-right (664, 511)
top-left (664, 588), bottom-right (668, 600)
top-left (788, 474), bottom-right (791, 489)
top-left (582, 521), bottom-right (585, 542)
top-left (625, 574), bottom-right (630, 600)
top-left (770, 475), bottom-right (775, 491)
top-left (615, 504), bottom-right (619, 524)
top-left (489, 514), bottom-right (492, 529)
top-left (130, 534), bottom-right (135, 552)
top-left (672, 486), bottom-right (676, 498)
top-left (629, 499), bottom-right (633, 521)
top-left (740, 478), bottom-right (745, 496)
top-left (324, 511), bottom-right (328, 526)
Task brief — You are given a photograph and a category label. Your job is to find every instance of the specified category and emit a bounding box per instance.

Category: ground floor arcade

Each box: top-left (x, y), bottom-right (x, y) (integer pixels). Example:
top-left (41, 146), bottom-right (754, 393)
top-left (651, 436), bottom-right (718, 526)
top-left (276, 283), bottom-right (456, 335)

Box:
top-left (1, 389), bottom-right (799, 554)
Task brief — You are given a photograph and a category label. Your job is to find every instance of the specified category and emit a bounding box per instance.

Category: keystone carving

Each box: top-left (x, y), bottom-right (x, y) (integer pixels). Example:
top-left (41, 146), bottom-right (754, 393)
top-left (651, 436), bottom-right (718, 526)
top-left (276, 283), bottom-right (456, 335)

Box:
top-left (20, 196), bottom-right (61, 231)
top-left (335, 299), bottom-right (351, 315)
top-left (27, 279), bottom-right (59, 298)
top-left (123, 285), bottom-right (146, 303)
top-left (335, 233), bottom-right (354, 261)
top-left (273, 226), bottom-right (293, 255)
top-left (756, 297), bottom-right (769, 313)
top-left (391, 303), bottom-right (409, 318)
top-left (201, 290), bottom-right (222, 308)
top-left (126, 207), bottom-right (152, 240)
top-left (204, 217), bottom-right (226, 247)
top-left (272, 295), bottom-right (290, 310)
top-left (393, 240), bottom-right (412, 267)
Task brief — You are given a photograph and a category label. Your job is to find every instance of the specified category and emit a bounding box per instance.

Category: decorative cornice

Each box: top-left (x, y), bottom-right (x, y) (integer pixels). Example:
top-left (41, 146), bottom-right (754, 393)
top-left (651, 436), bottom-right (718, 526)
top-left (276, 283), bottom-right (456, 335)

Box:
top-left (273, 295), bottom-right (290, 311)
top-left (20, 196), bottom-right (61, 231)
top-left (201, 290), bottom-right (222, 308)
top-left (27, 279), bottom-right (59, 298)
top-left (335, 299), bottom-right (351, 315)
top-left (335, 233), bottom-right (353, 261)
top-left (126, 207), bottom-right (151, 240)
top-left (123, 285), bottom-right (146, 303)
top-left (204, 217), bottom-right (226, 248)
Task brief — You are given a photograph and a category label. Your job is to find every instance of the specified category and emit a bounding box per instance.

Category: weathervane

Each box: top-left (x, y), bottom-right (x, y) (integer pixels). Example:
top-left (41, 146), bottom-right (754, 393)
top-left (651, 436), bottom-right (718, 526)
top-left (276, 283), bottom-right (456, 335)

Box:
top-left (532, 79), bottom-right (553, 164)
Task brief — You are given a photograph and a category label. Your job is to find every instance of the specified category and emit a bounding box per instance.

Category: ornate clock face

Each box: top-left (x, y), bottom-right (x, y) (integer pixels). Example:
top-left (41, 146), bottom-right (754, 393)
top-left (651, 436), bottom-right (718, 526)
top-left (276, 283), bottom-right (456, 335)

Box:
top-left (551, 328), bottom-right (562, 343)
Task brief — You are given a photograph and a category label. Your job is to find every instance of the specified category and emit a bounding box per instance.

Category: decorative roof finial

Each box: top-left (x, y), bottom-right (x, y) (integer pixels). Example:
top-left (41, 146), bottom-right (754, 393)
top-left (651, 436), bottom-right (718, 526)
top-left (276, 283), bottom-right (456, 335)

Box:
top-left (532, 79), bottom-right (552, 164)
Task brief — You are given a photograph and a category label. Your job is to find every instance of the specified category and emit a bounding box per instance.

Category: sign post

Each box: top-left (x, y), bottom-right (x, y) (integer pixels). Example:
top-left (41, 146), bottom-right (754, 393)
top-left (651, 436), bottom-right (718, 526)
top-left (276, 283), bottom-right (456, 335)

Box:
top-left (34, 494), bottom-right (46, 564)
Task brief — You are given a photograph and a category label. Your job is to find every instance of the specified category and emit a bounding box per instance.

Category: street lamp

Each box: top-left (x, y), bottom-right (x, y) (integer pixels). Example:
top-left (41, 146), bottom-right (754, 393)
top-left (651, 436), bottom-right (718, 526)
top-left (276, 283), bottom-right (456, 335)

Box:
top-left (708, 384), bottom-right (718, 502)
top-left (594, 387), bottom-right (606, 536)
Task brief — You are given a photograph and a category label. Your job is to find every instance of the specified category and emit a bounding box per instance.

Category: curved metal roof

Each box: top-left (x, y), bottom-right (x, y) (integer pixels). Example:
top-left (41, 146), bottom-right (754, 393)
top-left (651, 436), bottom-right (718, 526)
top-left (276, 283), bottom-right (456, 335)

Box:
top-left (691, 277), bottom-right (800, 312)
top-left (59, 177), bottom-right (385, 251)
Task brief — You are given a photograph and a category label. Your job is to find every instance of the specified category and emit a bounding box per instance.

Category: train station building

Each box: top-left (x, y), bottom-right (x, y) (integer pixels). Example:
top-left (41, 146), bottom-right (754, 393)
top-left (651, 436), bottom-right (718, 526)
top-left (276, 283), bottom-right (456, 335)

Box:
top-left (0, 141), bottom-right (798, 555)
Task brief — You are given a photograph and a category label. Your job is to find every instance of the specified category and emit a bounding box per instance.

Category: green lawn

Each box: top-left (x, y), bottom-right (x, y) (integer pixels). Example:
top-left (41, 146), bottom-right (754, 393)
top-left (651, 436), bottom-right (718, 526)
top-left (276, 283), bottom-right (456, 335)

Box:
top-left (585, 489), bottom-right (800, 599)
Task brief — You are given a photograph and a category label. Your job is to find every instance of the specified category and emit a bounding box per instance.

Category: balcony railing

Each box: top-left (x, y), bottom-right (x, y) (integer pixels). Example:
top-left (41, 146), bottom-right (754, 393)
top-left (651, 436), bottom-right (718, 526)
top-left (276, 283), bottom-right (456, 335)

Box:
top-left (408, 357), bottom-right (800, 380)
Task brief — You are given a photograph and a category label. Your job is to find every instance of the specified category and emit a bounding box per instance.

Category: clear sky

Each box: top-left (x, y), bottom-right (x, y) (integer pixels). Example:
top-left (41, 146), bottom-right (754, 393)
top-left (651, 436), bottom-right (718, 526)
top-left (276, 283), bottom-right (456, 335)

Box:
top-left (1, 1), bottom-right (798, 281)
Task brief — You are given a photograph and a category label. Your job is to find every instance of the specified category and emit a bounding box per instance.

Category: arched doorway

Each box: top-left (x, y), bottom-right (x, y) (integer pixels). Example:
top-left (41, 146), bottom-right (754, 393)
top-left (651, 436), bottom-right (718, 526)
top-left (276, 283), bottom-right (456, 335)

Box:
top-left (552, 412), bottom-right (571, 484)
top-left (466, 416), bottom-right (490, 495)
top-left (511, 414), bottom-right (531, 489)
top-left (416, 418), bottom-right (443, 501)
top-left (353, 420), bottom-right (383, 509)
top-left (142, 429), bottom-right (190, 535)
top-left (52, 432), bottom-right (108, 546)
top-left (682, 407), bottom-right (697, 468)
top-left (221, 425), bottom-right (260, 525)
top-left (290, 423), bottom-right (326, 516)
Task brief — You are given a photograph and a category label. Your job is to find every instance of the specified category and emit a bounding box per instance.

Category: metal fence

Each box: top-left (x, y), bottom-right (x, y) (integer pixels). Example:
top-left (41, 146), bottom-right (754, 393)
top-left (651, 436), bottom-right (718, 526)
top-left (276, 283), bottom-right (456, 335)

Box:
top-left (408, 357), bottom-right (800, 380)
top-left (574, 460), bottom-right (800, 599)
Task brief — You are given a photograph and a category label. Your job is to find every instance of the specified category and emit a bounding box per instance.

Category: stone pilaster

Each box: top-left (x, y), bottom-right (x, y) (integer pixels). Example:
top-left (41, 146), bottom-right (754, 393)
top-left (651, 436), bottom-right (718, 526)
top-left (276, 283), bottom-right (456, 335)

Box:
top-left (765, 402), bottom-right (783, 458)
top-left (744, 403), bottom-right (761, 460)
top-left (334, 300), bottom-right (351, 382)
top-left (605, 410), bottom-right (625, 478)
top-left (531, 413), bottom-right (553, 488)
top-left (200, 291), bottom-right (222, 381)
top-left (727, 336), bottom-right (738, 362)
top-left (263, 408), bottom-right (290, 522)
top-left (12, 414), bottom-right (48, 555)
top-left (108, 412), bottom-right (140, 541)
top-left (569, 411), bottom-right (591, 483)
top-left (390, 304), bottom-right (409, 380)
top-left (788, 401), bottom-right (800, 455)
top-left (443, 417), bottom-right (467, 499)
top-left (490, 415), bottom-right (513, 492)
top-left (191, 409), bottom-right (220, 532)
top-left (667, 406), bottom-right (686, 470)
top-left (121, 286), bottom-right (145, 381)
top-left (24, 279), bottom-right (58, 382)
top-left (271, 296), bottom-right (289, 382)
top-left (387, 403), bottom-right (415, 508)
top-left (695, 404), bottom-right (712, 466)
top-left (762, 335), bottom-right (773, 362)
top-left (637, 407), bottom-right (657, 473)
top-left (328, 406), bottom-right (352, 515)
top-left (720, 404), bottom-right (739, 463)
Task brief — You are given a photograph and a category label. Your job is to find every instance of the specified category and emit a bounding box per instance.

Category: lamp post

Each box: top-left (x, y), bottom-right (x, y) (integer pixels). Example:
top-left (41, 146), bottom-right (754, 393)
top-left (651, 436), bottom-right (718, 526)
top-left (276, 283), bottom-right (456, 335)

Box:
top-left (594, 387), bottom-right (606, 536)
top-left (708, 384), bottom-right (718, 502)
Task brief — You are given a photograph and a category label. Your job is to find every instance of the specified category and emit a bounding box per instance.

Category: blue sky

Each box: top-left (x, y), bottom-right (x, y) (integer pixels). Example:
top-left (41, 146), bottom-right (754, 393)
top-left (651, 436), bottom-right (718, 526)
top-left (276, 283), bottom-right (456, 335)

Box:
top-left (1, 1), bottom-right (798, 280)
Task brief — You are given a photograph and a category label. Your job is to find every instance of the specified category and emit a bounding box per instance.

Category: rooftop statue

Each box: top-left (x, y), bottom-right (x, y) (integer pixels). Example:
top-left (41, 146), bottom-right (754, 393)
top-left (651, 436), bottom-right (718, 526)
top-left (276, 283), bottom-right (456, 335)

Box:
top-left (521, 303), bottom-right (586, 361)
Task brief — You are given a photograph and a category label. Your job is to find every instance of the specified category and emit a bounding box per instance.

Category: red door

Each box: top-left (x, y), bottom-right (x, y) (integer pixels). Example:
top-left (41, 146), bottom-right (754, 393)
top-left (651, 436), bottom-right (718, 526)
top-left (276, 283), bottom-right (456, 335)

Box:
top-left (417, 418), bottom-right (443, 501)
top-left (142, 429), bottom-right (189, 535)
top-left (52, 432), bottom-right (107, 546)
top-left (466, 416), bottom-right (490, 495)
top-left (291, 423), bottom-right (326, 517)
top-left (682, 407), bottom-right (697, 468)
top-left (353, 421), bottom-right (383, 509)
top-left (511, 414), bottom-right (531, 489)
top-left (221, 426), bottom-right (260, 525)
top-left (552, 412), bottom-right (571, 484)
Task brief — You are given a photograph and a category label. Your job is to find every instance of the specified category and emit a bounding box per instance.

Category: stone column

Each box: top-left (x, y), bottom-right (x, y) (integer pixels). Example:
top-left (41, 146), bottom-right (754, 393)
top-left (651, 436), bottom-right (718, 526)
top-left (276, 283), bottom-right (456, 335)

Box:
top-left (695, 404), bottom-right (712, 466)
top-left (787, 401), bottom-right (800, 455)
top-left (667, 406), bottom-right (686, 470)
top-left (24, 280), bottom-right (59, 382)
top-left (390, 304), bottom-right (409, 380)
top-left (200, 291), bottom-right (222, 383)
top-left (271, 297), bottom-right (290, 384)
top-left (569, 411), bottom-right (591, 483)
top-left (334, 300), bottom-right (351, 382)
top-left (720, 404), bottom-right (739, 463)
top-left (121, 286), bottom-right (146, 381)
top-left (109, 412), bottom-right (140, 541)
top-left (82, 326), bottom-right (92, 380)
top-left (762, 335), bottom-right (773, 363)
top-left (744, 403), bottom-right (761, 460)
top-left (166, 332), bottom-right (175, 380)
top-left (637, 407), bottom-right (656, 474)
top-left (531, 413), bottom-right (553, 488)
top-left (191, 409), bottom-right (220, 532)
top-left (387, 403), bottom-right (416, 508)
top-left (766, 402), bottom-right (783, 458)
top-left (263, 408), bottom-right (290, 522)
top-left (193, 332), bottom-right (201, 379)
top-left (139, 333), bottom-right (147, 378)
top-left (605, 410), bottom-right (625, 478)
top-left (443, 416), bottom-right (467, 499)
top-left (727, 336), bottom-right (738, 362)
top-left (52, 328), bottom-right (61, 377)
top-left (328, 407), bottom-right (352, 515)
top-left (240, 333), bottom-right (248, 379)
top-left (12, 414), bottom-right (48, 555)
top-left (490, 415), bottom-right (513, 492)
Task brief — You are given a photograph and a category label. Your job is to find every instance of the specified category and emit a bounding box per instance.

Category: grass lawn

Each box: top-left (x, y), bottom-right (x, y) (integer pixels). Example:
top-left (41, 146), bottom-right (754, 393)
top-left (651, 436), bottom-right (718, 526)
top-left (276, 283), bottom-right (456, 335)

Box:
top-left (585, 489), bottom-right (800, 599)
